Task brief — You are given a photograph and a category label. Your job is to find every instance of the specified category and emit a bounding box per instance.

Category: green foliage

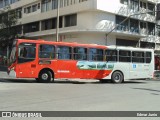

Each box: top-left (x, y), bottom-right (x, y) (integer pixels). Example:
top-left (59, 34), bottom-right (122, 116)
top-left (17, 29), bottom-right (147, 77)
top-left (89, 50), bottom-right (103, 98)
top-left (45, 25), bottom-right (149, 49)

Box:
top-left (0, 6), bottom-right (19, 48)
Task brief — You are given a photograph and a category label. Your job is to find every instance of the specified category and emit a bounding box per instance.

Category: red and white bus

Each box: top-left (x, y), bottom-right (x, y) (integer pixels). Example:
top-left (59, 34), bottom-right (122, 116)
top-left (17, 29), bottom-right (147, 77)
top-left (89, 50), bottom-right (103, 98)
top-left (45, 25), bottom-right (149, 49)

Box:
top-left (8, 39), bottom-right (154, 83)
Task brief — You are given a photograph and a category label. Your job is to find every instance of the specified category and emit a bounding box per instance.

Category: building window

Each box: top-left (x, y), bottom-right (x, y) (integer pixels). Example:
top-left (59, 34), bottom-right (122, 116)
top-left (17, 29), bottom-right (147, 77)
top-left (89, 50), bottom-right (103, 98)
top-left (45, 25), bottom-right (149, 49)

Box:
top-left (42, 0), bottom-right (52, 12)
top-left (0, 0), bottom-right (3, 8)
top-left (157, 25), bottom-right (160, 37)
top-left (52, 0), bottom-right (57, 9)
top-left (23, 22), bottom-right (40, 33)
top-left (24, 4), bottom-right (39, 14)
top-left (32, 4), bottom-right (38, 12)
top-left (116, 39), bottom-right (137, 47)
top-left (42, 19), bottom-right (53, 30)
top-left (148, 22), bottom-right (155, 35)
top-left (130, 19), bottom-right (139, 33)
top-left (16, 8), bottom-right (22, 18)
top-left (26, 6), bottom-right (31, 13)
top-left (4, 0), bottom-right (9, 6)
top-left (42, 16), bottom-right (62, 30)
top-left (140, 1), bottom-right (146, 9)
top-left (79, 0), bottom-right (87, 3)
top-left (120, 0), bottom-right (128, 5)
top-left (65, 14), bottom-right (77, 27)
top-left (140, 21), bottom-right (147, 35)
top-left (148, 3), bottom-right (155, 16)
top-left (60, 0), bottom-right (63, 7)
top-left (71, 0), bottom-right (76, 5)
top-left (116, 15), bottom-right (129, 31)
top-left (10, 0), bottom-right (20, 4)
top-left (130, 0), bottom-right (139, 12)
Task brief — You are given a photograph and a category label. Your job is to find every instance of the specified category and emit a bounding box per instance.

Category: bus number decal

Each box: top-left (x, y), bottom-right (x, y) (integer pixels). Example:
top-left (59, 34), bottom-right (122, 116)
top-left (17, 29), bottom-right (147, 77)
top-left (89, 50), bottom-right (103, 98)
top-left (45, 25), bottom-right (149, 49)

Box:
top-left (133, 64), bottom-right (136, 69)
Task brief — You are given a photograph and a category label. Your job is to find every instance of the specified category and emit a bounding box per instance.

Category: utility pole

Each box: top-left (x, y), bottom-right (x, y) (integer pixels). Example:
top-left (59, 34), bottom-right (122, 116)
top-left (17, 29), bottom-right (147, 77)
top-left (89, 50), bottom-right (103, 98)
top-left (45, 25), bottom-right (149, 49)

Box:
top-left (56, 0), bottom-right (60, 42)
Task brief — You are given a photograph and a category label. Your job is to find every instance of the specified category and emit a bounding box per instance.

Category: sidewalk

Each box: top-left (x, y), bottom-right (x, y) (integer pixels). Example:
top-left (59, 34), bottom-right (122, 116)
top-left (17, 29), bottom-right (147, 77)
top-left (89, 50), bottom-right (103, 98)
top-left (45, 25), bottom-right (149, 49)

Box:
top-left (0, 65), bottom-right (9, 79)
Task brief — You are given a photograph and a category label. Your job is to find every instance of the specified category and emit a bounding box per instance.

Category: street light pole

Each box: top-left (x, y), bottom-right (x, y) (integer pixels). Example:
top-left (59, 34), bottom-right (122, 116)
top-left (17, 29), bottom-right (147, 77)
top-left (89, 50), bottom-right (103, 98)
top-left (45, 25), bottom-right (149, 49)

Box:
top-left (56, 0), bottom-right (60, 42)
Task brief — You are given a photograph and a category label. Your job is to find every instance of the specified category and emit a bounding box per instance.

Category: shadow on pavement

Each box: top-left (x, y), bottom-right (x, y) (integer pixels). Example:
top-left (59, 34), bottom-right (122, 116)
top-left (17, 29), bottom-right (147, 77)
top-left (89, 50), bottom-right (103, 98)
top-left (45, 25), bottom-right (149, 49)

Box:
top-left (133, 88), bottom-right (160, 93)
top-left (0, 78), bottom-right (147, 84)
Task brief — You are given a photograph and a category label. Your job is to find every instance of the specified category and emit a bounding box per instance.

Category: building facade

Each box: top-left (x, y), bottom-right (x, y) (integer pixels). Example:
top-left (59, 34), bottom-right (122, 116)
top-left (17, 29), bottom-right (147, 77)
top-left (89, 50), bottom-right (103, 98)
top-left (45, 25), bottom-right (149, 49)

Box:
top-left (0, 0), bottom-right (160, 50)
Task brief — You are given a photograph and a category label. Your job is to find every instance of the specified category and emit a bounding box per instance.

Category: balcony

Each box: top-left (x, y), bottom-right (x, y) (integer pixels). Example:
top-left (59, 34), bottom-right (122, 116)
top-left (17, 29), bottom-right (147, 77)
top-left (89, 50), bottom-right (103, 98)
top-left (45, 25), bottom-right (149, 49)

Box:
top-left (116, 6), bottom-right (156, 23)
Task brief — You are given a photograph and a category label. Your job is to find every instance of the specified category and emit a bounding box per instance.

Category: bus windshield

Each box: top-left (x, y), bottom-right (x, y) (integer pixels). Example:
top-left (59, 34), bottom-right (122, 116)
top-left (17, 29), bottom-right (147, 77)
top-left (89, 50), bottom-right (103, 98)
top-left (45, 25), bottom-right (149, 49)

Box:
top-left (18, 43), bottom-right (36, 63)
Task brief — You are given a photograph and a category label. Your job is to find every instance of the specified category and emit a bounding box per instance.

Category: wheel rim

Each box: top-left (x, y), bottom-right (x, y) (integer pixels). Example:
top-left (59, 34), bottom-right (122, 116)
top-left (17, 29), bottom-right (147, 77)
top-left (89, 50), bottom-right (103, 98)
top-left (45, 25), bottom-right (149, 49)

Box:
top-left (42, 73), bottom-right (48, 80)
top-left (114, 74), bottom-right (121, 82)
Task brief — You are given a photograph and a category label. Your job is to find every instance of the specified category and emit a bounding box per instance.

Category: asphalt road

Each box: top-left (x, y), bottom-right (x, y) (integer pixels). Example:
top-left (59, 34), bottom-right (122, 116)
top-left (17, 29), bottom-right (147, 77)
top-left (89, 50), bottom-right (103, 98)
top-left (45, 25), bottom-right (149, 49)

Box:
top-left (0, 70), bottom-right (160, 120)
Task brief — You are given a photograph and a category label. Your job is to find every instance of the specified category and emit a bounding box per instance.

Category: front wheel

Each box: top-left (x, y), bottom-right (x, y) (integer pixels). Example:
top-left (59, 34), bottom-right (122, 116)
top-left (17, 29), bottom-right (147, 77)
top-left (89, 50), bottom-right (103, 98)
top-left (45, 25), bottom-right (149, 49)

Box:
top-left (111, 71), bottom-right (124, 83)
top-left (38, 70), bottom-right (53, 83)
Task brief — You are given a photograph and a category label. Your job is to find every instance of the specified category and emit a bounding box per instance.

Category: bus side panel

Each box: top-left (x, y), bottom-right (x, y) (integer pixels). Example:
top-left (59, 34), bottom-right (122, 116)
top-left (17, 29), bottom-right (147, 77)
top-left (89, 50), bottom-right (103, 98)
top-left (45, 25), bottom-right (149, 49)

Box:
top-left (55, 60), bottom-right (83, 79)
top-left (82, 69), bottom-right (112, 79)
top-left (76, 61), bottom-right (113, 79)
top-left (103, 63), bottom-right (130, 80)
top-left (16, 60), bottom-right (38, 78)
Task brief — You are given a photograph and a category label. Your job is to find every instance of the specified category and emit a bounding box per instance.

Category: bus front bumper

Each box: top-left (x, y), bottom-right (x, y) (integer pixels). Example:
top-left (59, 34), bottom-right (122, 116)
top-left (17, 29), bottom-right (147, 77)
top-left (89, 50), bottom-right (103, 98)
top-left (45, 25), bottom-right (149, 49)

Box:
top-left (8, 68), bottom-right (16, 78)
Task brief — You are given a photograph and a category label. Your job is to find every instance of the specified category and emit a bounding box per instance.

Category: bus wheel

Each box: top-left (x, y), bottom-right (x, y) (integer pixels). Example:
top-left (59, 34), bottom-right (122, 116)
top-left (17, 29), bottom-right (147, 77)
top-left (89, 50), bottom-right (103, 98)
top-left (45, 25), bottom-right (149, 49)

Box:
top-left (38, 70), bottom-right (53, 83)
top-left (111, 71), bottom-right (124, 83)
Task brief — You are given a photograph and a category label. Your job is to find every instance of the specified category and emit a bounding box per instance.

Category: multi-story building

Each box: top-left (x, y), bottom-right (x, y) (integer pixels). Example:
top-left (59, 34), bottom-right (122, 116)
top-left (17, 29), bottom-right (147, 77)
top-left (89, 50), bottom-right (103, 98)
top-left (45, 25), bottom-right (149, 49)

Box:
top-left (0, 0), bottom-right (160, 50)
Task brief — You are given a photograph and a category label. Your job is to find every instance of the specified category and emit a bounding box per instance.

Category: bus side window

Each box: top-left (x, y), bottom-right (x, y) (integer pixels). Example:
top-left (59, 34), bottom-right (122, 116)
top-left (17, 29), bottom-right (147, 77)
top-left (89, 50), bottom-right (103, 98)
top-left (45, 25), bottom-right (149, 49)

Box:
top-left (106, 50), bottom-right (117, 62)
top-left (73, 47), bottom-right (87, 60)
top-left (89, 48), bottom-right (103, 61)
top-left (39, 44), bottom-right (55, 59)
top-left (119, 50), bottom-right (131, 62)
top-left (146, 52), bottom-right (151, 63)
top-left (132, 51), bottom-right (144, 63)
top-left (57, 46), bottom-right (72, 60)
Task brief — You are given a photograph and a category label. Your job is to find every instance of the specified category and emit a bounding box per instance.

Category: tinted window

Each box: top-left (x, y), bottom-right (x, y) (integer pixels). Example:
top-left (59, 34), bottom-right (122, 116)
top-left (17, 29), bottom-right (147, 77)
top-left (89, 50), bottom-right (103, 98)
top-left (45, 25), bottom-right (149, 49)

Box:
top-left (89, 48), bottom-right (103, 61)
top-left (57, 46), bottom-right (72, 60)
top-left (106, 50), bottom-right (117, 62)
top-left (146, 52), bottom-right (151, 63)
top-left (39, 44), bottom-right (55, 59)
top-left (74, 47), bottom-right (87, 60)
top-left (18, 43), bottom-right (36, 63)
top-left (132, 51), bottom-right (144, 63)
top-left (119, 50), bottom-right (131, 62)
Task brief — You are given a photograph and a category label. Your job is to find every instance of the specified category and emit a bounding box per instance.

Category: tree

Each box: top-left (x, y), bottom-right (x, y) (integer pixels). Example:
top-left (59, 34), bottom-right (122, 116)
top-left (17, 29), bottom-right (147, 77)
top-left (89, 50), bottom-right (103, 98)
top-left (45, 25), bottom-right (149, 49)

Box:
top-left (0, 6), bottom-right (19, 48)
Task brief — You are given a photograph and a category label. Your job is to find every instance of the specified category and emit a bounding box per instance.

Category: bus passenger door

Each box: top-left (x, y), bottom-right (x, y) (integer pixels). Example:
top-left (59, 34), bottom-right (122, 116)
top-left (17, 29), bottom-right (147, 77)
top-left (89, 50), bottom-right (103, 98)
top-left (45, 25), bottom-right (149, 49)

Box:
top-left (16, 43), bottom-right (37, 78)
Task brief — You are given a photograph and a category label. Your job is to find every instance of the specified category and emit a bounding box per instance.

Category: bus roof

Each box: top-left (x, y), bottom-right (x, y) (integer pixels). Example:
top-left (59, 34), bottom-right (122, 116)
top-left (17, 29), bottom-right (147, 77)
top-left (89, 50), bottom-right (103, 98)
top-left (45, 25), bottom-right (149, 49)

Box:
top-left (15, 39), bottom-right (107, 49)
top-left (107, 45), bottom-right (154, 52)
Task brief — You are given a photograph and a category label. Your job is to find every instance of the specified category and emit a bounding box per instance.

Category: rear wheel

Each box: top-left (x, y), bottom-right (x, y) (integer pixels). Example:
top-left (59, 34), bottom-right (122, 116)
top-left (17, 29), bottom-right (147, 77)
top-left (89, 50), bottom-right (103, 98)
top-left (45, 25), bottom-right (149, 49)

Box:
top-left (38, 70), bottom-right (53, 83)
top-left (111, 71), bottom-right (124, 83)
